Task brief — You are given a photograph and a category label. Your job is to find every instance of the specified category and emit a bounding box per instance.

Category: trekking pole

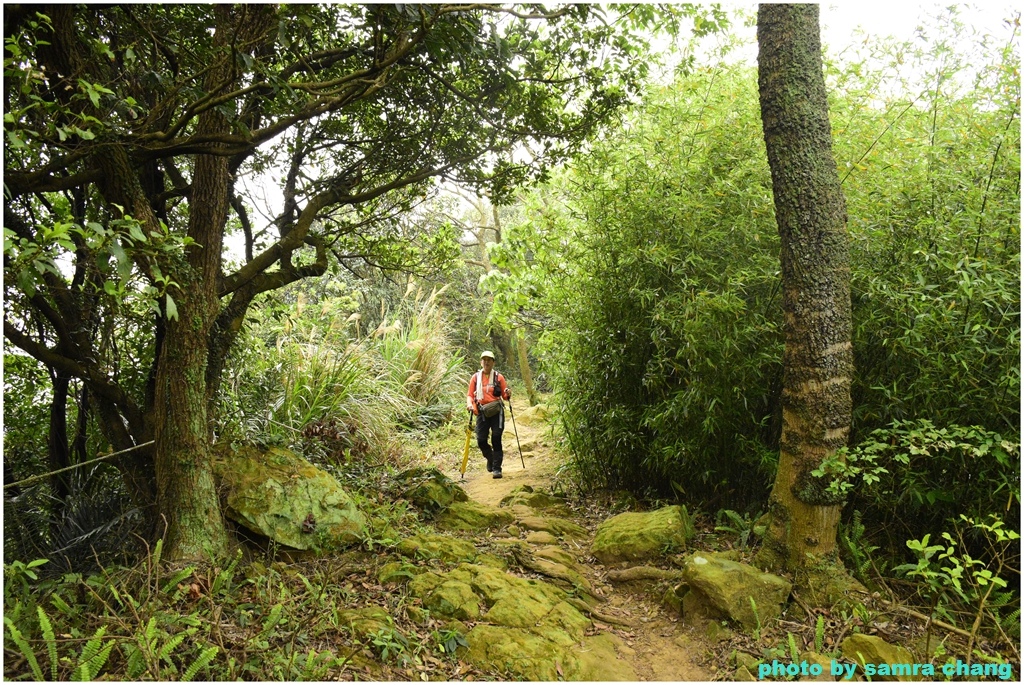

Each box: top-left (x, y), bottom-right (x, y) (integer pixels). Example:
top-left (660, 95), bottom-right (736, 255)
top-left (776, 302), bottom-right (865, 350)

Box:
top-left (508, 399), bottom-right (526, 469)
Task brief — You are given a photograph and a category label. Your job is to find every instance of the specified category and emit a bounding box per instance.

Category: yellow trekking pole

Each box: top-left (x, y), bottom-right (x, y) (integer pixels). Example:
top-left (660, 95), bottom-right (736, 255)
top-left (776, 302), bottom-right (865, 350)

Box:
top-left (459, 409), bottom-right (472, 480)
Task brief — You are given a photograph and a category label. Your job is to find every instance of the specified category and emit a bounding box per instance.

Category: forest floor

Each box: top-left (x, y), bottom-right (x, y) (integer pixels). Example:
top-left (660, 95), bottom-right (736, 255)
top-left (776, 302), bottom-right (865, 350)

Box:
top-left (424, 404), bottom-right (717, 681)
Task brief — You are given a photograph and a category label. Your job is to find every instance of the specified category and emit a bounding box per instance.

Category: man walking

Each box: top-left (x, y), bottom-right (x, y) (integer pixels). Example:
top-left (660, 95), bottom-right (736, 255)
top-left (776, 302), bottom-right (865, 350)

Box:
top-left (466, 351), bottom-right (511, 478)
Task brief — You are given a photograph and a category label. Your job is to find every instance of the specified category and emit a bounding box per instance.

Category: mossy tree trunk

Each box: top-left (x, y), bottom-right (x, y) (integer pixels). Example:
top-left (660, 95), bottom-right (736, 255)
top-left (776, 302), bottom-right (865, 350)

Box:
top-left (514, 331), bottom-right (538, 406)
top-left (755, 4), bottom-right (854, 597)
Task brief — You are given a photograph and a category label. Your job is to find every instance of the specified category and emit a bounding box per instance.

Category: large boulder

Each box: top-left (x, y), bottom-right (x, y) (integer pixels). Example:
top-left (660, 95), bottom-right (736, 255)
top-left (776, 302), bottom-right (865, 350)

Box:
top-left (394, 467), bottom-right (468, 514)
top-left (213, 444), bottom-right (365, 550)
top-left (591, 505), bottom-right (694, 564)
top-left (676, 552), bottom-right (792, 629)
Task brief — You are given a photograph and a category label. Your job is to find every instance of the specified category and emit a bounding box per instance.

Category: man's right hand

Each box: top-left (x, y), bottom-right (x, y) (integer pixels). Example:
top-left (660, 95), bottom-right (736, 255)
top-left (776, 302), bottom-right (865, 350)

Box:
top-left (467, 405), bottom-right (478, 415)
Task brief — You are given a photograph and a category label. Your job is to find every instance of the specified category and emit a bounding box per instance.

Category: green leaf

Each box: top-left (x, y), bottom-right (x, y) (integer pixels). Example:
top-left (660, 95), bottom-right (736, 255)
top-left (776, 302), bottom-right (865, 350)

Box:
top-left (165, 294), bottom-right (178, 321)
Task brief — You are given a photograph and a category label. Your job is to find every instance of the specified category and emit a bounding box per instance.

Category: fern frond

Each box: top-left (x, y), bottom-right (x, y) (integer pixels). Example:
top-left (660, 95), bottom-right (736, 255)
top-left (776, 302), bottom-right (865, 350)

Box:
top-left (815, 614), bottom-right (826, 653)
top-left (161, 566), bottom-right (196, 595)
top-left (158, 632), bottom-right (188, 662)
top-left (182, 645), bottom-right (219, 682)
top-left (125, 643), bottom-right (147, 679)
top-left (37, 605), bottom-right (58, 680)
top-left (4, 616), bottom-right (43, 681)
top-left (77, 626), bottom-right (106, 666)
top-left (73, 637), bottom-right (114, 682)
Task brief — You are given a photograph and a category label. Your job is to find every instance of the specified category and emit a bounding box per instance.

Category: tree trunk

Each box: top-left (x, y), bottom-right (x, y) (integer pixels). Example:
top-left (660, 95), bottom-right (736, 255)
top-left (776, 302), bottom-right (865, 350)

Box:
top-left (514, 330), bottom-right (538, 406)
top-left (151, 6), bottom-right (241, 561)
top-left (755, 4), bottom-right (854, 598)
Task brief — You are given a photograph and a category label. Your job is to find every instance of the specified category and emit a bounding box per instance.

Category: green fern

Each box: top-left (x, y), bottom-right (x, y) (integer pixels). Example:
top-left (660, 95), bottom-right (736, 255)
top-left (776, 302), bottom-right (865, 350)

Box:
top-left (160, 566), bottom-right (197, 596)
top-left (37, 605), bottom-right (59, 680)
top-left (71, 626), bottom-right (114, 681)
top-left (788, 632), bottom-right (800, 661)
top-left (182, 645), bottom-right (219, 682)
top-left (212, 550), bottom-right (242, 595)
top-left (260, 603), bottom-right (284, 638)
top-left (814, 614), bottom-right (826, 653)
top-left (50, 594), bottom-right (74, 617)
top-left (158, 631), bottom-right (189, 664)
top-left (4, 615), bottom-right (44, 681)
top-left (1000, 608), bottom-right (1021, 638)
top-left (125, 643), bottom-right (148, 679)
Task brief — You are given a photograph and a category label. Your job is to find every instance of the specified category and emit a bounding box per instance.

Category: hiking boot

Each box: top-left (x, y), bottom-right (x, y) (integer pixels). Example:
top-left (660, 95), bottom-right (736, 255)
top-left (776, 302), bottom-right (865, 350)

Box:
top-left (486, 459), bottom-right (493, 473)
top-left (492, 470), bottom-right (503, 479)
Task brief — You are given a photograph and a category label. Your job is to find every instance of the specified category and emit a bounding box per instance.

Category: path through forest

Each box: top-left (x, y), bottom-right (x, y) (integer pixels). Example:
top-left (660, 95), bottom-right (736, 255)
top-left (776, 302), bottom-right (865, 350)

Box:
top-left (442, 405), bottom-right (712, 681)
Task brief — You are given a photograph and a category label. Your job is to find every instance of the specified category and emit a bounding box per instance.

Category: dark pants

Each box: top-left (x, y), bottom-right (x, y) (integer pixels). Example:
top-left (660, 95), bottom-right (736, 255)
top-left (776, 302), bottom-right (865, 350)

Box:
top-left (476, 408), bottom-right (504, 471)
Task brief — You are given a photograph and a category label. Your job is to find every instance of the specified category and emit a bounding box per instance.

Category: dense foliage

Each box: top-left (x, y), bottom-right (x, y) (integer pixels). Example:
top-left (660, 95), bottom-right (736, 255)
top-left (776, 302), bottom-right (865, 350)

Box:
top-left (4, 3), bottom-right (711, 558)
top-left (488, 11), bottom-right (1020, 534)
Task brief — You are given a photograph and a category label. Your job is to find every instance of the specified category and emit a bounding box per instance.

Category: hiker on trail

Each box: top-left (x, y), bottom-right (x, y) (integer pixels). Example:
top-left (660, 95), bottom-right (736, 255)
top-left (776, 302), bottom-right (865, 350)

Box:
top-left (466, 350), bottom-right (511, 479)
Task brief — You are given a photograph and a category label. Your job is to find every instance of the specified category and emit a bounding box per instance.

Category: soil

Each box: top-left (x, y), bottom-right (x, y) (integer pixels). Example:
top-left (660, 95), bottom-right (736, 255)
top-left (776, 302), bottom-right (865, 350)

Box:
top-left (439, 406), bottom-right (716, 681)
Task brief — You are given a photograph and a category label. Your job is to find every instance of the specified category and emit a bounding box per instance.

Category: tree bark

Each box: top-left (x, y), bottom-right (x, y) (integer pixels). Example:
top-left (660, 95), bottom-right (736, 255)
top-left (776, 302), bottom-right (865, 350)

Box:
top-left (514, 330), bottom-right (538, 406)
top-left (755, 4), bottom-right (854, 592)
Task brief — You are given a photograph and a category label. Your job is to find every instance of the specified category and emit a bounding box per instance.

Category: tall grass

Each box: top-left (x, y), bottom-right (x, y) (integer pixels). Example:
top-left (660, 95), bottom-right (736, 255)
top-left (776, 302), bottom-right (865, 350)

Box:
top-left (217, 280), bottom-right (464, 463)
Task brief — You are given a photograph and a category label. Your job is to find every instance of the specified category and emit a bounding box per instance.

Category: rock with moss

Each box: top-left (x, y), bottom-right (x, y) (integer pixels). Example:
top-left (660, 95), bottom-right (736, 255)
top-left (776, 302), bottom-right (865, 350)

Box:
top-left (335, 606), bottom-right (393, 639)
top-left (509, 403), bottom-right (549, 426)
top-left (500, 485), bottom-right (570, 514)
top-left (516, 513), bottom-right (588, 539)
top-left (378, 561), bottom-right (418, 584)
top-left (436, 501), bottom-right (514, 532)
top-left (394, 467), bottom-right (469, 514)
top-left (465, 626), bottom-right (635, 681)
top-left (397, 531), bottom-right (477, 563)
top-left (591, 505), bottom-right (694, 564)
top-left (677, 552), bottom-right (792, 630)
top-left (406, 562), bottom-right (636, 680)
top-left (841, 635), bottom-right (916, 681)
top-left (212, 444), bottom-right (366, 551)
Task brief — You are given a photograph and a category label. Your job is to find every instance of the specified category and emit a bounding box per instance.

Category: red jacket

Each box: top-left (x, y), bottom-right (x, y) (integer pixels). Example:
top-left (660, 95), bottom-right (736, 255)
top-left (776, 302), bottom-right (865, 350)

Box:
top-left (467, 370), bottom-right (509, 413)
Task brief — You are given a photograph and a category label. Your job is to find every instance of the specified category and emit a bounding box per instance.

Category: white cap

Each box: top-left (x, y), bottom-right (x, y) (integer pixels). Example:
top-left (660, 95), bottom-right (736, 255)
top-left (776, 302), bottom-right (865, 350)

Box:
top-left (480, 350), bottom-right (495, 360)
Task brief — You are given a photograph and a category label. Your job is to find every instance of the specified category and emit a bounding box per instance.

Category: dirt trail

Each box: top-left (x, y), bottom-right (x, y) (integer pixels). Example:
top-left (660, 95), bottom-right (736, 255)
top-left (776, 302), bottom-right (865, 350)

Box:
top-left (453, 406), bottom-right (713, 681)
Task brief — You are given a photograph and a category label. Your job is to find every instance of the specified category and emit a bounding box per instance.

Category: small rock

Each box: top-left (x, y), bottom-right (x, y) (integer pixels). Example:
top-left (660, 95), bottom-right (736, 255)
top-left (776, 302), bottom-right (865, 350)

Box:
top-left (526, 531), bottom-right (559, 545)
top-left (507, 524), bottom-right (521, 537)
top-left (841, 634), bottom-right (917, 681)
top-left (735, 665), bottom-right (757, 681)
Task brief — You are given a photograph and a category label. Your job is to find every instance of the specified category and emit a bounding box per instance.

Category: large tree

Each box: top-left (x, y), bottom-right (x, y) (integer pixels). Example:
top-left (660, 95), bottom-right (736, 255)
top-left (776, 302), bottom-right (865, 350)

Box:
top-left (3, 4), bottom-right (685, 560)
top-left (754, 3), bottom-right (855, 597)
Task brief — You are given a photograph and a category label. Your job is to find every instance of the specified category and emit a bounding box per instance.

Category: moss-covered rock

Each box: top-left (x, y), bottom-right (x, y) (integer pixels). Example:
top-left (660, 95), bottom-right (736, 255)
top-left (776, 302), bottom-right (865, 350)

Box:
top-left (500, 485), bottom-right (569, 514)
top-left (335, 606), bottom-right (392, 639)
top-left (436, 501), bottom-right (514, 532)
top-left (423, 580), bottom-right (480, 620)
top-left (591, 505), bottom-right (694, 564)
top-left (397, 531), bottom-right (477, 563)
top-left (526, 531), bottom-right (559, 545)
top-left (509, 403), bottom-right (549, 426)
top-left (395, 467), bottom-right (469, 514)
top-left (212, 444), bottom-right (366, 551)
top-left (377, 561), bottom-right (418, 584)
top-left (406, 562), bottom-right (639, 679)
top-left (516, 514), bottom-right (588, 539)
top-left (841, 635), bottom-right (916, 681)
top-left (678, 552), bottom-right (792, 629)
